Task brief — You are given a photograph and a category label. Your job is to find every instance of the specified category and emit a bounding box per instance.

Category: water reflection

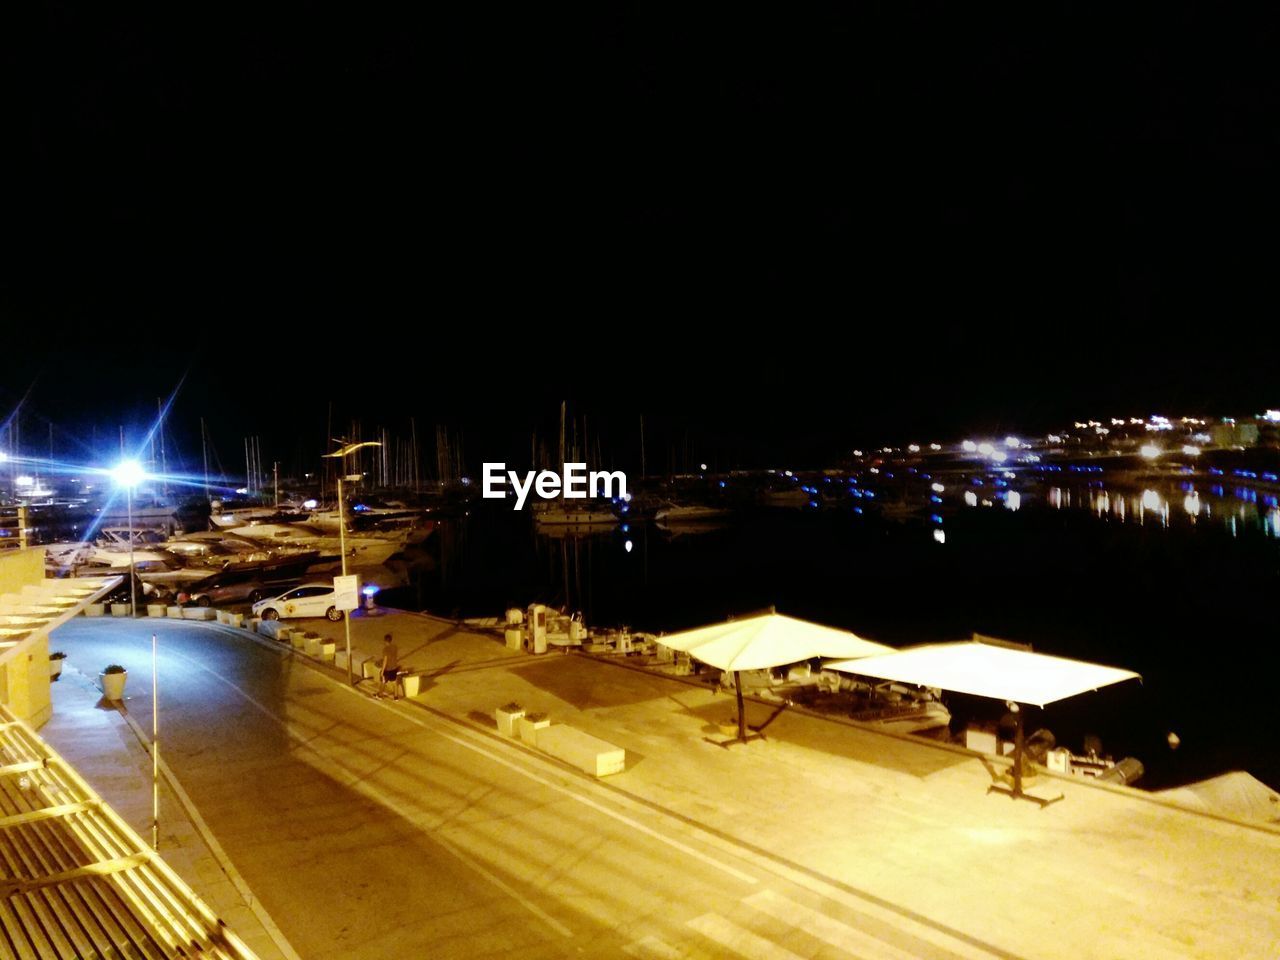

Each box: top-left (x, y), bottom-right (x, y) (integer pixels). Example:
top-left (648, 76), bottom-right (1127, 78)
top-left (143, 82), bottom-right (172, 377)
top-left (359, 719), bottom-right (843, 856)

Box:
top-left (1052, 481), bottom-right (1279, 538)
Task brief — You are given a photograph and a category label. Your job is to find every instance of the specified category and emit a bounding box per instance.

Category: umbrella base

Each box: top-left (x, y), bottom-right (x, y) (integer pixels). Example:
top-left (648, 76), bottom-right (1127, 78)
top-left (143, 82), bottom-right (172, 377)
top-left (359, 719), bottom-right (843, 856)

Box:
top-left (986, 783), bottom-right (1064, 807)
top-left (703, 732), bottom-right (766, 749)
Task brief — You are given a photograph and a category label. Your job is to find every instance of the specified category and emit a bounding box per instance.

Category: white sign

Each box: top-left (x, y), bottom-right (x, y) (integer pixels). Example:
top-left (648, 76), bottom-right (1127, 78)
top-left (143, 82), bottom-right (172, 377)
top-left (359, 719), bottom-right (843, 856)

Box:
top-left (333, 575), bottom-right (361, 612)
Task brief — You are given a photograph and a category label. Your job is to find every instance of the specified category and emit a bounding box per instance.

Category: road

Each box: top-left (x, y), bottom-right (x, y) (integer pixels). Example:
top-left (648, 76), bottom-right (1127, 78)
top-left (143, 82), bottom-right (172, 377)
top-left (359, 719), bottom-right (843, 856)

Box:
top-left (53, 618), bottom-right (994, 960)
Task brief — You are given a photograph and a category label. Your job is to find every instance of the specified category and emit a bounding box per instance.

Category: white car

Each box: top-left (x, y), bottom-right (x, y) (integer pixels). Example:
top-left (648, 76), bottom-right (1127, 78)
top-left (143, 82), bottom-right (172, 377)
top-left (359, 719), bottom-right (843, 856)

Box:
top-left (252, 582), bottom-right (344, 622)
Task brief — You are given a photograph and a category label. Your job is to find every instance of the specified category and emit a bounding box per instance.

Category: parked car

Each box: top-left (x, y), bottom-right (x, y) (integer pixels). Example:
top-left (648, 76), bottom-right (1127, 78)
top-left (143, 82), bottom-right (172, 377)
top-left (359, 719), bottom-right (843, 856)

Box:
top-left (178, 570), bottom-right (300, 608)
top-left (252, 582), bottom-right (344, 621)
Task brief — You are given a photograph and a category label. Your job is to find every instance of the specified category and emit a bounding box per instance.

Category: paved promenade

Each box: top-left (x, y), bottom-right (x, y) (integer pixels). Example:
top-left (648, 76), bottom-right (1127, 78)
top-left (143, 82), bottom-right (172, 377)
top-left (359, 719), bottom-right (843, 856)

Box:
top-left (43, 607), bottom-right (1280, 959)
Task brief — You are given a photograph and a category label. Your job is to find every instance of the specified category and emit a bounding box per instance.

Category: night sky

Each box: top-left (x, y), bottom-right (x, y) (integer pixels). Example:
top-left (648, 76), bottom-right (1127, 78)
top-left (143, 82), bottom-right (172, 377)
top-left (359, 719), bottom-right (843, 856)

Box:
top-left (7, 7), bottom-right (1278, 472)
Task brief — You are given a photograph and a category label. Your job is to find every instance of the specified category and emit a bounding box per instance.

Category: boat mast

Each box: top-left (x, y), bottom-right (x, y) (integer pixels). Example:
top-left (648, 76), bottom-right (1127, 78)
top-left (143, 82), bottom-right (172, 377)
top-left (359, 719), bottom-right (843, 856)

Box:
top-left (200, 418), bottom-right (210, 498)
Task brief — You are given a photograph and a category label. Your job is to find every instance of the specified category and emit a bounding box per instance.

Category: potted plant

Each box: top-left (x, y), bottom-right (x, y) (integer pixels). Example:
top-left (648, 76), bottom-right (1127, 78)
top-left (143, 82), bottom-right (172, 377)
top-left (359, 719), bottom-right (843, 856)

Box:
top-left (49, 651), bottom-right (67, 681)
top-left (100, 664), bottom-right (128, 701)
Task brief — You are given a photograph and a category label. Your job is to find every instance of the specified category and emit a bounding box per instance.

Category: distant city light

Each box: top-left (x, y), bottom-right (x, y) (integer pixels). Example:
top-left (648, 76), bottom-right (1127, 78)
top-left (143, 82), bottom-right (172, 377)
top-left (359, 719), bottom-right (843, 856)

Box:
top-left (700, 463), bottom-right (707, 471)
top-left (1184, 493), bottom-right (1201, 517)
top-left (929, 443), bottom-right (942, 451)
top-left (964, 491), bottom-right (978, 507)
top-left (1004, 436), bottom-right (1020, 448)
top-left (933, 529), bottom-right (946, 544)
top-left (931, 483), bottom-right (945, 493)
top-left (624, 540), bottom-right (633, 553)
top-left (990, 450), bottom-right (1007, 463)
top-left (1142, 490), bottom-right (1162, 511)
top-left (1140, 445), bottom-right (1161, 459)
top-left (1005, 491), bottom-right (1021, 511)
top-left (1265, 410), bottom-right (1280, 422)
top-left (961, 440), bottom-right (978, 453)
top-left (977, 442), bottom-right (995, 456)
top-left (303, 499), bottom-right (318, 510)
top-left (1047, 434), bottom-right (1062, 444)
top-left (15, 476), bottom-right (33, 487)
top-left (907, 444), bottom-right (920, 453)
top-left (1181, 445), bottom-right (1201, 457)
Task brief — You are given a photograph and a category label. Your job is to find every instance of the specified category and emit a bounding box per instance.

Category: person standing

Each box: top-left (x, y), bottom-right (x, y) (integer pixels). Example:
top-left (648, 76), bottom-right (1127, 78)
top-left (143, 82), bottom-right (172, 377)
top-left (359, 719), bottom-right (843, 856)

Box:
top-left (380, 633), bottom-right (401, 699)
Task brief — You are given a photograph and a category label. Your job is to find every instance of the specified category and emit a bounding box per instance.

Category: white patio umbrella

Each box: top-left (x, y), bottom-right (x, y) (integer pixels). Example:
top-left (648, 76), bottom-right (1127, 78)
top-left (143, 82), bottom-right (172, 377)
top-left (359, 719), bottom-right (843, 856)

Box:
top-left (659, 609), bottom-right (892, 742)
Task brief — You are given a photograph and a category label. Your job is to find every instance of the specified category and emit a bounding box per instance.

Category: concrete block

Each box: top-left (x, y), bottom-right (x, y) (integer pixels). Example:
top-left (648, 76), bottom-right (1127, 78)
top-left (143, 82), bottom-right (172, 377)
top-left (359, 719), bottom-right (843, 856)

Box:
top-left (146, 604), bottom-right (167, 618)
top-left (289, 630), bottom-right (306, 649)
top-left (401, 674), bottom-right (422, 697)
top-left (111, 603), bottom-right (131, 617)
top-left (335, 650), bottom-right (350, 671)
top-left (505, 627), bottom-right (523, 651)
top-left (304, 636), bottom-right (322, 657)
top-left (535, 725), bottom-right (626, 777)
top-left (215, 610), bottom-right (230, 624)
top-left (518, 713), bottom-right (551, 745)
top-left (318, 640), bottom-right (336, 662)
top-left (362, 659), bottom-right (380, 680)
top-left (184, 607), bottom-right (216, 621)
top-left (965, 726), bottom-right (998, 755)
top-left (248, 618), bottom-right (262, 633)
top-left (495, 705), bottom-right (525, 737)
top-left (84, 603), bottom-right (105, 618)
top-left (226, 613), bottom-right (243, 628)
top-left (167, 606), bottom-right (185, 619)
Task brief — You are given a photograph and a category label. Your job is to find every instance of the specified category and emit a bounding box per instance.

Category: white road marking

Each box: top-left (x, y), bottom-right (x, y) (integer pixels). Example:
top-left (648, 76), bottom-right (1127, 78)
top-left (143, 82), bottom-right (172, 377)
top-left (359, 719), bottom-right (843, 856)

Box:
top-left (745, 888), bottom-right (915, 960)
top-left (622, 934), bottom-right (685, 958)
top-left (687, 913), bottom-right (808, 960)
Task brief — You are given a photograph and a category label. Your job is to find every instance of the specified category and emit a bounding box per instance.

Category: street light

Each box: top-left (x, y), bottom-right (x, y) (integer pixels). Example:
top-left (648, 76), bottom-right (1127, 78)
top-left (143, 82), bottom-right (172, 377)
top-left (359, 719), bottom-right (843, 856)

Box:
top-left (112, 460), bottom-right (147, 618)
top-left (322, 441), bottom-right (381, 684)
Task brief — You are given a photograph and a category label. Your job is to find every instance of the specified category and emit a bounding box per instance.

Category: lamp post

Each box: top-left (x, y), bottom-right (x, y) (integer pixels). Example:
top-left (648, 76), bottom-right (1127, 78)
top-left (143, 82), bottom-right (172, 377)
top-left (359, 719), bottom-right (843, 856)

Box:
top-left (112, 460), bottom-right (146, 618)
top-left (323, 441), bottom-right (380, 684)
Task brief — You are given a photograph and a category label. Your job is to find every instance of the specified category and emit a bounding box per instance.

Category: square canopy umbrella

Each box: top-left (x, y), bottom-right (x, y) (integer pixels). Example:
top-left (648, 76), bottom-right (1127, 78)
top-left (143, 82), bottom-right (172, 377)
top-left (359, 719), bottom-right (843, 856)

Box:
top-left (659, 609), bottom-right (892, 743)
top-left (825, 642), bottom-right (1141, 802)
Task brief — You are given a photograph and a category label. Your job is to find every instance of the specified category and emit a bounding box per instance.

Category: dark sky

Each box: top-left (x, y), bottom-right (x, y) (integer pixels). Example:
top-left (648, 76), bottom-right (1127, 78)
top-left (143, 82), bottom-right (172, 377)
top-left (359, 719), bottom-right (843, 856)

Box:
top-left (6, 7), bottom-right (1279, 471)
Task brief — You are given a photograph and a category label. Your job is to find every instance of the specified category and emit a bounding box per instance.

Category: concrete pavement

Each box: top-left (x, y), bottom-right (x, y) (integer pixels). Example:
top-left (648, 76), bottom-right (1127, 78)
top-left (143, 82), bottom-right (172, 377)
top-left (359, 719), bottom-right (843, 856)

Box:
top-left (41, 653), bottom-right (296, 960)
top-left (45, 609), bottom-right (1280, 960)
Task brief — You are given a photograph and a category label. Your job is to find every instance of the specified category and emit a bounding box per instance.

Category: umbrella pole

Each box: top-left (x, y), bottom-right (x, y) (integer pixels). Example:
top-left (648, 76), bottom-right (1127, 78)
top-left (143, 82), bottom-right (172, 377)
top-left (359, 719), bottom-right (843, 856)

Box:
top-left (735, 671), bottom-right (746, 742)
top-left (1012, 704), bottom-right (1025, 799)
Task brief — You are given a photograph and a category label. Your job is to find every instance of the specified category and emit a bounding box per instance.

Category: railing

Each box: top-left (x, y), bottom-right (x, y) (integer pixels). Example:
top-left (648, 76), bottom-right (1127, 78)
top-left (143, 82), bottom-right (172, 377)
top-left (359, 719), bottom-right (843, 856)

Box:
top-left (0, 507), bottom-right (28, 552)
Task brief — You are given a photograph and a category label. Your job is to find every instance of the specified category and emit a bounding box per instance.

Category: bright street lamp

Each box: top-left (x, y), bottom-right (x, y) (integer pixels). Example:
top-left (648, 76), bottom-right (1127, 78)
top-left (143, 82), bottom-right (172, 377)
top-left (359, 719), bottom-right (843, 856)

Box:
top-left (112, 460), bottom-right (147, 617)
top-left (322, 441), bottom-right (381, 684)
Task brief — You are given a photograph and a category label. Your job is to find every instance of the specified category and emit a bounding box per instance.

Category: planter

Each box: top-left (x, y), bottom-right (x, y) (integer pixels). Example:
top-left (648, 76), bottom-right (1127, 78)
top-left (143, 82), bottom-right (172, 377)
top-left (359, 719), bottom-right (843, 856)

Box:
top-left (147, 604), bottom-right (167, 617)
top-left (167, 606), bottom-right (185, 619)
top-left (100, 671), bottom-right (127, 701)
top-left (50, 656), bottom-right (66, 681)
top-left (226, 613), bottom-right (243, 628)
top-left (401, 674), bottom-right (422, 698)
top-left (318, 640), bottom-right (336, 662)
top-left (518, 712), bottom-right (551, 745)
top-left (110, 603), bottom-right (132, 618)
top-left (84, 603), bottom-right (105, 618)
